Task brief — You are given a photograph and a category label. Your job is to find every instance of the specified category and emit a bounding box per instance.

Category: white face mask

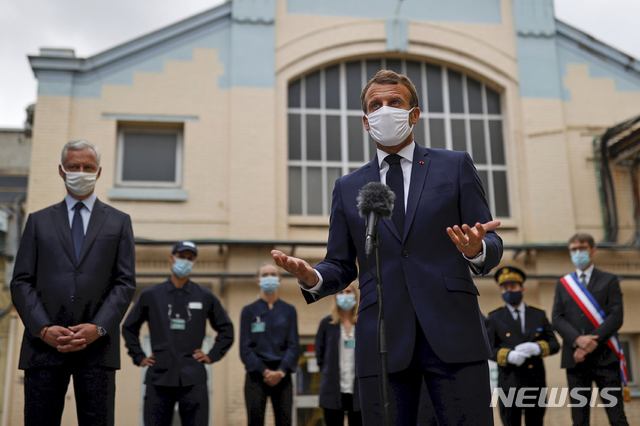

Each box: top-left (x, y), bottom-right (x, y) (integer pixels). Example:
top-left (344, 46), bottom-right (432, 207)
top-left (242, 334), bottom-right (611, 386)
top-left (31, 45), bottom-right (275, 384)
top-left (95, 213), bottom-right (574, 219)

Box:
top-left (61, 165), bottom-right (99, 196)
top-left (366, 106), bottom-right (415, 147)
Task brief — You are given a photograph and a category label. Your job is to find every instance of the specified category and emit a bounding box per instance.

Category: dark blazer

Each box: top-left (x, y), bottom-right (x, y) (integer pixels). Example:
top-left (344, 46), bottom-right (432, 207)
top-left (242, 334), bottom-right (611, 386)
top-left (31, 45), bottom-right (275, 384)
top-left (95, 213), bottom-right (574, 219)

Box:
top-left (552, 268), bottom-right (623, 369)
top-left (303, 144), bottom-right (503, 377)
top-left (11, 198), bottom-right (136, 370)
top-left (486, 304), bottom-right (560, 388)
top-left (315, 315), bottom-right (360, 411)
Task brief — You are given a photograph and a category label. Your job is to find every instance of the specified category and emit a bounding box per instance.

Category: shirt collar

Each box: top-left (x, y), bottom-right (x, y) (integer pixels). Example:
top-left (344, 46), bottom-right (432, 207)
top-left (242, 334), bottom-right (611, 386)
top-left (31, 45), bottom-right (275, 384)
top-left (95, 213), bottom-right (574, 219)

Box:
top-left (506, 303), bottom-right (525, 315)
top-left (167, 278), bottom-right (193, 293)
top-left (65, 192), bottom-right (97, 213)
top-left (377, 141), bottom-right (415, 169)
top-left (576, 264), bottom-right (595, 280)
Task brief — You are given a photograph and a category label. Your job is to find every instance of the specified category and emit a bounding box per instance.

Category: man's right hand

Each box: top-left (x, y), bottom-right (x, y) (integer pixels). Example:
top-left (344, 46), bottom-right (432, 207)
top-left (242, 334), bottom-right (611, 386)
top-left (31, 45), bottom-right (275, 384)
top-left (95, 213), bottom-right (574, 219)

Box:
top-left (140, 354), bottom-right (155, 367)
top-left (575, 335), bottom-right (599, 353)
top-left (39, 325), bottom-right (87, 352)
top-left (271, 250), bottom-right (319, 288)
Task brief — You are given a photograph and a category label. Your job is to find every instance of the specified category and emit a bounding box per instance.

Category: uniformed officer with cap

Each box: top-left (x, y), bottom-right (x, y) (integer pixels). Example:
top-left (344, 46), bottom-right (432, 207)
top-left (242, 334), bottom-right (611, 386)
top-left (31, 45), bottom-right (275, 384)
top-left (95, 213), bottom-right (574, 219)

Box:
top-left (486, 266), bottom-right (560, 426)
top-left (122, 241), bottom-right (234, 426)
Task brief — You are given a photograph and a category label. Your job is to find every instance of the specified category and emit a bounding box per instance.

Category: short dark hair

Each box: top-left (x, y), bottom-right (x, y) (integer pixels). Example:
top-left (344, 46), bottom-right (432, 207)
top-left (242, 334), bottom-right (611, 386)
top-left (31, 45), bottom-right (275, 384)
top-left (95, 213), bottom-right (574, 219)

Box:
top-left (568, 233), bottom-right (595, 249)
top-left (360, 70), bottom-right (419, 113)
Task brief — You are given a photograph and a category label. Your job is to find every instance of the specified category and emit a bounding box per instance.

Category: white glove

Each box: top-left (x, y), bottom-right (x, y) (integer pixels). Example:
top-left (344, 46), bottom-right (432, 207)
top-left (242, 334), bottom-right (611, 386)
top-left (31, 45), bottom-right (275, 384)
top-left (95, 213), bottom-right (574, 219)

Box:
top-left (515, 342), bottom-right (542, 357)
top-left (506, 350), bottom-right (529, 366)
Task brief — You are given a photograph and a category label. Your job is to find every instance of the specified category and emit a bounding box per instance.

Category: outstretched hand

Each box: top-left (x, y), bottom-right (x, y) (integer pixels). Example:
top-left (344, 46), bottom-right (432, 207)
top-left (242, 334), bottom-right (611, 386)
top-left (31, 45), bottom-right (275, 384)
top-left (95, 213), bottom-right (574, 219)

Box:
top-left (271, 250), bottom-right (319, 288)
top-left (446, 220), bottom-right (501, 258)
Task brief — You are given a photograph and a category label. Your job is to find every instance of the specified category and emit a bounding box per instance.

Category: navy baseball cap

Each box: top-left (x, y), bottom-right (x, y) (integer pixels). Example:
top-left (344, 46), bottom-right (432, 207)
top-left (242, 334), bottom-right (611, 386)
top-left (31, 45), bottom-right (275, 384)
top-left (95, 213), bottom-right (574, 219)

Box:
top-left (172, 241), bottom-right (198, 256)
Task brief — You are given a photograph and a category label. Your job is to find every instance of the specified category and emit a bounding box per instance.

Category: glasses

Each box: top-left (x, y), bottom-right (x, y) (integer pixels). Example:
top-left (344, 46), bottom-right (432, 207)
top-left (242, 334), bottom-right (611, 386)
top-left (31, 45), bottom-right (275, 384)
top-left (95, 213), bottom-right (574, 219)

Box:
top-left (569, 246), bottom-right (591, 253)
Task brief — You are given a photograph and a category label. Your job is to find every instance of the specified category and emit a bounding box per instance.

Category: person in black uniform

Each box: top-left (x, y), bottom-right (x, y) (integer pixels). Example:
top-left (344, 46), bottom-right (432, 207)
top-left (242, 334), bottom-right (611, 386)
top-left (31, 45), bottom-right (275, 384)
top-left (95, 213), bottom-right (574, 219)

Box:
top-left (315, 282), bottom-right (361, 426)
top-left (486, 266), bottom-right (560, 426)
top-left (122, 241), bottom-right (234, 426)
top-left (240, 264), bottom-right (299, 426)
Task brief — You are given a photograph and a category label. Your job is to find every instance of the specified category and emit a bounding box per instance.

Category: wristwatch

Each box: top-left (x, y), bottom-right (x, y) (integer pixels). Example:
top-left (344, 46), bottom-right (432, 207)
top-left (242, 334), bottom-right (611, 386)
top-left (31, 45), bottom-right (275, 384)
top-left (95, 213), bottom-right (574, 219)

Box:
top-left (96, 325), bottom-right (107, 337)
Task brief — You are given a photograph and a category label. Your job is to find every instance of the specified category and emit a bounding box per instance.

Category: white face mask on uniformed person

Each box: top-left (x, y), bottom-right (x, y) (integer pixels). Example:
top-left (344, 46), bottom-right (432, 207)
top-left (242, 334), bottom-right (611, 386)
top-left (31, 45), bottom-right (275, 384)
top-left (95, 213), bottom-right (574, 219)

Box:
top-left (366, 106), bottom-right (415, 147)
top-left (61, 165), bottom-right (99, 196)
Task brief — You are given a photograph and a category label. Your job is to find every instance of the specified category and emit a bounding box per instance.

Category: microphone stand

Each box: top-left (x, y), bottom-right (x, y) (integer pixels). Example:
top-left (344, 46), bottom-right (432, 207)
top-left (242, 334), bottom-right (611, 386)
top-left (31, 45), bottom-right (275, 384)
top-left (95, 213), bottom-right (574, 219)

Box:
top-left (372, 230), bottom-right (392, 426)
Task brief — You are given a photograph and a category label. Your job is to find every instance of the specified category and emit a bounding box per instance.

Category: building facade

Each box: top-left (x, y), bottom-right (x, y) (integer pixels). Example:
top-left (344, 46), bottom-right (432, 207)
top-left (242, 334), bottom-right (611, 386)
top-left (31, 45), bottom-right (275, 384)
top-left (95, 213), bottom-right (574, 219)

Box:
top-left (7, 0), bottom-right (640, 424)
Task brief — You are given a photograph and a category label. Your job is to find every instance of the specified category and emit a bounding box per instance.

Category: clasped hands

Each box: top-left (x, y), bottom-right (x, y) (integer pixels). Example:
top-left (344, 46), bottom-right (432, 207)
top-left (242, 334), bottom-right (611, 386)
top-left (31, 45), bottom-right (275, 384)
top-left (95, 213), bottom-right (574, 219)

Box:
top-left (573, 335), bottom-right (599, 363)
top-left (263, 369), bottom-right (285, 387)
top-left (39, 324), bottom-right (100, 352)
top-left (507, 342), bottom-right (542, 366)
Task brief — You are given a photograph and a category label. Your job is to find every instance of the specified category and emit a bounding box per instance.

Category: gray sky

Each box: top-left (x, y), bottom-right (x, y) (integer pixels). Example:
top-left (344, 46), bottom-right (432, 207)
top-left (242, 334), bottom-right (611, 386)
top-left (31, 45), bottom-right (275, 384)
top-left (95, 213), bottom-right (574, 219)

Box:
top-left (1, 0), bottom-right (639, 128)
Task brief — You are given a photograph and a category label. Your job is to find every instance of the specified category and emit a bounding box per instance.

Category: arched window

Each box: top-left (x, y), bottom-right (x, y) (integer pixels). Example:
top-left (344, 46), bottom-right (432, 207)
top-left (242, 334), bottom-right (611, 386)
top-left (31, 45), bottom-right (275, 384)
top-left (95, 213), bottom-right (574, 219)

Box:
top-left (287, 58), bottom-right (509, 218)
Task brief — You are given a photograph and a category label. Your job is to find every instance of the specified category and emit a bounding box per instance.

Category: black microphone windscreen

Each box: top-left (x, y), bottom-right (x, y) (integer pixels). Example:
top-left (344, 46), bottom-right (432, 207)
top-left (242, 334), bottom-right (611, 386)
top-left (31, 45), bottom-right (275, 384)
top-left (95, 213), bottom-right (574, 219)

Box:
top-left (357, 182), bottom-right (395, 219)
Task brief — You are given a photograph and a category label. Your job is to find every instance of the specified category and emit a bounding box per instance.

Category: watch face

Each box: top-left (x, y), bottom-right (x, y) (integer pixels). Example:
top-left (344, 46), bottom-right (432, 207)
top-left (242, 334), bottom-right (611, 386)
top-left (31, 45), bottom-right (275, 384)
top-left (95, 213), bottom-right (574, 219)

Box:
top-left (97, 326), bottom-right (106, 336)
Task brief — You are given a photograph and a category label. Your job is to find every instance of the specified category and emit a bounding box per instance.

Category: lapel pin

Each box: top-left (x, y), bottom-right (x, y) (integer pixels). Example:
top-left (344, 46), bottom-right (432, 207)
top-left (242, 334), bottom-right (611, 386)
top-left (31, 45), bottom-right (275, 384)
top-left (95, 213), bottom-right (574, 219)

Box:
top-left (419, 161), bottom-right (424, 165)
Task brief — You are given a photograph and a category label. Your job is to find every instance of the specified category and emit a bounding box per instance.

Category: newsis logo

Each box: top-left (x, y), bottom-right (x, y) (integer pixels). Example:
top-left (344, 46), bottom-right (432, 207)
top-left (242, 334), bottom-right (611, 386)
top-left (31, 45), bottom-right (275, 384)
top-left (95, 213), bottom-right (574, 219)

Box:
top-left (490, 388), bottom-right (620, 408)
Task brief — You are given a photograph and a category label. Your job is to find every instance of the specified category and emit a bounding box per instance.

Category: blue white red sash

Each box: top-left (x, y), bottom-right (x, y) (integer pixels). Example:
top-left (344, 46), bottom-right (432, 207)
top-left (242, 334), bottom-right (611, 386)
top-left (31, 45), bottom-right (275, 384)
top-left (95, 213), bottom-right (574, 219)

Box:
top-left (560, 273), bottom-right (628, 386)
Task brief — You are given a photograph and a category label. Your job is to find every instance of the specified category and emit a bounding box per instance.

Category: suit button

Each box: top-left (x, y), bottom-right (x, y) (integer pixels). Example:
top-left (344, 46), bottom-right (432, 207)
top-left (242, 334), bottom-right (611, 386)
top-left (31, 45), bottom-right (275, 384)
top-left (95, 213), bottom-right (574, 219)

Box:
top-left (402, 250), bottom-right (409, 258)
top-left (75, 270), bottom-right (81, 276)
top-left (70, 296), bottom-right (75, 302)
top-left (528, 365), bottom-right (533, 369)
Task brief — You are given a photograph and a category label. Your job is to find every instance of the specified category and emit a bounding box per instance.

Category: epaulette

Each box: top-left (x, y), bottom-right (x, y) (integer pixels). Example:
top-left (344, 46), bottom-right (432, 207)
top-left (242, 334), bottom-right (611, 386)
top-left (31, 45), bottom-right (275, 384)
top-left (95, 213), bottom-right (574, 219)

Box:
top-left (527, 303), bottom-right (546, 311)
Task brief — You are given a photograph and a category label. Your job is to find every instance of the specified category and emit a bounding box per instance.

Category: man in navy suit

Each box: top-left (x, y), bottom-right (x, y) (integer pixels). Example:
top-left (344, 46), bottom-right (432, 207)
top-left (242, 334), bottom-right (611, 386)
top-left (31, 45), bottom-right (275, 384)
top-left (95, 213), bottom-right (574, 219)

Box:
top-left (11, 140), bottom-right (136, 426)
top-left (273, 70), bottom-right (502, 425)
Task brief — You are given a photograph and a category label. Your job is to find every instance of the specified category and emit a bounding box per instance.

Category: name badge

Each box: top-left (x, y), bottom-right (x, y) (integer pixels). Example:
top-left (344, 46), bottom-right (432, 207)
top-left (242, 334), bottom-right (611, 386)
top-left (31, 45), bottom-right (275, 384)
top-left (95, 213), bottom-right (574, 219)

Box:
top-left (344, 339), bottom-right (355, 348)
top-left (189, 302), bottom-right (203, 310)
top-left (251, 322), bottom-right (266, 333)
top-left (170, 318), bottom-right (186, 330)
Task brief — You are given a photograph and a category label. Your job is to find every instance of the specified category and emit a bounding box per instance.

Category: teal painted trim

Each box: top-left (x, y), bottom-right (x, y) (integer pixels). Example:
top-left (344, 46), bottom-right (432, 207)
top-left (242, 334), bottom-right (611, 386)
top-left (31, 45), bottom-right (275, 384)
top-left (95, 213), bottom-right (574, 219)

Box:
top-left (232, 0), bottom-right (275, 23)
top-left (512, 0), bottom-right (555, 36)
top-left (287, 0), bottom-right (501, 24)
top-left (102, 114), bottom-right (199, 122)
top-left (230, 21), bottom-right (275, 87)
top-left (108, 188), bottom-right (188, 201)
top-left (516, 36), bottom-right (563, 98)
top-left (386, 19), bottom-right (408, 52)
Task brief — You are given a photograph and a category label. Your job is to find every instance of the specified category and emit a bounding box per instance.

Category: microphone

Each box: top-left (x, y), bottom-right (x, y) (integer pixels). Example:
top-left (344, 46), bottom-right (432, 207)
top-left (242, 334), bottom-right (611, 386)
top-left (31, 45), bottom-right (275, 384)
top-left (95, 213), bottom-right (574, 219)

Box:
top-left (357, 182), bottom-right (395, 255)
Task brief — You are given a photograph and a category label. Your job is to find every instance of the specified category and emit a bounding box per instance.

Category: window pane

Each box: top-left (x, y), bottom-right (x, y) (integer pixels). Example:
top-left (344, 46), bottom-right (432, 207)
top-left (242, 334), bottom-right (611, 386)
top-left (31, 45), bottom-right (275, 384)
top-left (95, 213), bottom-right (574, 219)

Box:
top-left (493, 171), bottom-right (510, 217)
top-left (448, 69), bottom-right (464, 113)
top-left (325, 65), bottom-right (340, 109)
top-left (348, 116), bottom-right (364, 162)
top-left (326, 167), bottom-right (342, 213)
top-left (346, 61), bottom-right (362, 110)
top-left (451, 119), bottom-right (466, 152)
top-left (486, 86), bottom-right (501, 114)
top-left (288, 80), bottom-right (300, 108)
top-left (326, 115), bottom-right (341, 161)
top-left (406, 61), bottom-right (422, 107)
top-left (288, 166), bottom-right (302, 215)
top-left (366, 60), bottom-right (382, 81)
top-left (288, 114), bottom-right (301, 160)
top-left (426, 65), bottom-right (443, 112)
top-left (307, 167), bottom-right (322, 215)
top-left (429, 119), bottom-right (446, 149)
top-left (489, 120), bottom-right (505, 164)
top-left (386, 59), bottom-right (402, 74)
top-left (122, 133), bottom-right (176, 182)
top-left (305, 71), bottom-right (320, 108)
top-left (306, 115), bottom-right (321, 161)
top-left (470, 120), bottom-right (486, 164)
top-left (467, 78), bottom-right (483, 114)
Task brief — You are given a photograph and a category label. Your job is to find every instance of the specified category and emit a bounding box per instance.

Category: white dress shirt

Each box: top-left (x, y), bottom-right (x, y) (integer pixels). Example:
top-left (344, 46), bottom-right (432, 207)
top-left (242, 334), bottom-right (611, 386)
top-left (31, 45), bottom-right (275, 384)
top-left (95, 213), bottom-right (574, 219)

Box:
top-left (65, 192), bottom-right (96, 235)
top-left (575, 264), bottom-right (594, 287)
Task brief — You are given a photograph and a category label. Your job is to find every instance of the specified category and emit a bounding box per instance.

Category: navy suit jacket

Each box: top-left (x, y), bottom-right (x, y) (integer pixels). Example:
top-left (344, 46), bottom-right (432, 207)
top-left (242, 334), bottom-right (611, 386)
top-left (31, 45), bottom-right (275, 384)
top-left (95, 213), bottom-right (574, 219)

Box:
top-left (303, 144), bottom-right (503, 377)
top-left (552, 268), bottom-right (623, 369)
top-left (11, 198), bottom-right (136, 370)
top-left (315, 315), bottom-right (360, 411)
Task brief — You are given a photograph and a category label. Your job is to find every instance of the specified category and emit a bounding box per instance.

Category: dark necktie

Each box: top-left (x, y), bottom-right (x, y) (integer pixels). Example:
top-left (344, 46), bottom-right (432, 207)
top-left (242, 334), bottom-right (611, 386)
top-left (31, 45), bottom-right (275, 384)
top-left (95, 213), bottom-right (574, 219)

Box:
top-left (385, 154), bottom-right (405, 235)
top-left (514, 310), bottom-right (523, 336)
top-left (580, 273), bottom-right (588, 288)
top-left (71, 202), bottom-right (85, 261)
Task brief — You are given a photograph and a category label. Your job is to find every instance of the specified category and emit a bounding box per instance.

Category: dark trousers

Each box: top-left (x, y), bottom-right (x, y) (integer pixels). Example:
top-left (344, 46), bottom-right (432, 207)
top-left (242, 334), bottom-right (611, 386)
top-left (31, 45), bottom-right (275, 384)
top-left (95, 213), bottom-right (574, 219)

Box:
top-left (144, 383), bottom-right (209, 426)
top-left (244, 371), bottom-right (293, 426)
top-left (498, 387), bottom-right (545, 426)
top-left (322, 392), bottom-right (362, 426)
top-left (24, 365), bottom-right (115, 426)
top-left (358, 322), bottom-right (493, 426)
top-left (567, 362), bottom-right (629, 426)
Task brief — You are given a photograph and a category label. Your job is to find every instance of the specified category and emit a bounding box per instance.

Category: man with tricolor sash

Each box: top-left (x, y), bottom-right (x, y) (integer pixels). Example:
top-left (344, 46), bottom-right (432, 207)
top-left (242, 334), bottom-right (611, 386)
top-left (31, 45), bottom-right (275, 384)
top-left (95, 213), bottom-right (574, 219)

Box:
top-left (552, 233), bottom-right (629, 425)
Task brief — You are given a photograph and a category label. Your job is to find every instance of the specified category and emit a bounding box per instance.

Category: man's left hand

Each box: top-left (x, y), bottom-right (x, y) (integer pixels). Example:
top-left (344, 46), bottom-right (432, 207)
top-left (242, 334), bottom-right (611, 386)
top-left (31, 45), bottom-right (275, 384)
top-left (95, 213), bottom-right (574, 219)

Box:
top-left (56, 323), bottom-right (99, 352)
top-left (447, 220), bottom-right (501, 258)
top-left (193, 349), bottom-right (212, 364)
top-left (574, 347), bottom-right (588, 363)
top-left (263, 369), bottom-right (283, 387)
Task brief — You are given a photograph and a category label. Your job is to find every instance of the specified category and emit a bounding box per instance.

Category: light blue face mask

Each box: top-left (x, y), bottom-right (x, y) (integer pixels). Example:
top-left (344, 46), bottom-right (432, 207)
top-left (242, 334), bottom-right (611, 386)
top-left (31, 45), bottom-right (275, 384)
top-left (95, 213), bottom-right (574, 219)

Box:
top-left (259, 276), bottom-right (280, 294)
top-left (571, 250), bottom-right (591, 270)
top-left (336, 293), bottom-right (357, 311)
top-left (172, 257), bottom-right (194, 278)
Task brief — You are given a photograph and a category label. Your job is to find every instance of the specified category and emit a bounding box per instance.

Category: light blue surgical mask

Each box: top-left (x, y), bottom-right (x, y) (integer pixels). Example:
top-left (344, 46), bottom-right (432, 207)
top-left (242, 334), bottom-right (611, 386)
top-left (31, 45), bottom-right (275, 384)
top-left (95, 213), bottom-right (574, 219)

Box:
top-left (259, 276), bottom-right (280, 294)
top-left (336, 294), bottom-right (357, 311)
top-left (172, 257), bottom-right (194, 278)
top-left (571, 250), bottom-right (591, 270)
